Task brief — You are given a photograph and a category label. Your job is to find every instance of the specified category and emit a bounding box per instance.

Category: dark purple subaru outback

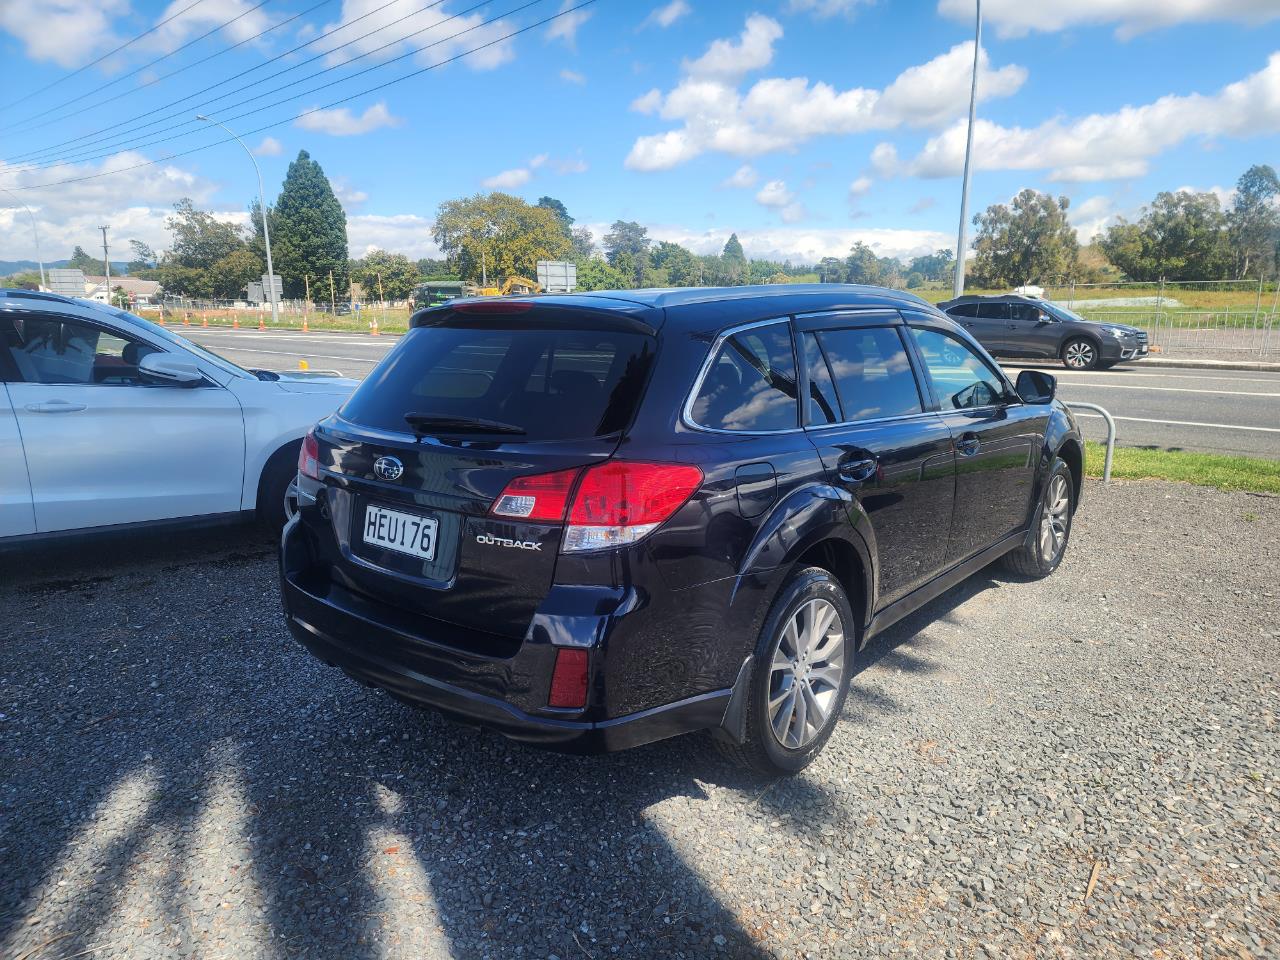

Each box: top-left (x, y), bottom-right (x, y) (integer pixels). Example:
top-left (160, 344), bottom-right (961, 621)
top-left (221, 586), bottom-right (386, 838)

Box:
top-left (281, 285), bottom-right (1082, 773)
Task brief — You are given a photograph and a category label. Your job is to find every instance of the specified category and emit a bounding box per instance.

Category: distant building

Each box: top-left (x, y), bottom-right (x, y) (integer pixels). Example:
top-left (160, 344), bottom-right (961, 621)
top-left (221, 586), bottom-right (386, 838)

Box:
top-left (84, 275), bottom-right (161, 307)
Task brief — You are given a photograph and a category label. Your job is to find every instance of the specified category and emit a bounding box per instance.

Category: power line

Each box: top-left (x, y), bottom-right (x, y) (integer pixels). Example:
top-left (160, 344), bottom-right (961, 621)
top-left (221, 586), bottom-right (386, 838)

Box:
top-left (0, 0), bottom-right (212, 112)
top-left (3, 0), bottom-right (447, 164)
top-left (7, 0), bottom-right (493, 171)
top-left (3, 0), bottom-right (599, 192)
top-left (1, 0), bottom-right (286, 136)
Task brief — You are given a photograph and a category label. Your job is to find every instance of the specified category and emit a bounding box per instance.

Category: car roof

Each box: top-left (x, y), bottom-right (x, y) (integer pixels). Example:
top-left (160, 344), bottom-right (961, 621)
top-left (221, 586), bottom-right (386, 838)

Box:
top-left (938, 293), bottom-right (1044, 308)
top-left (0, 288), bottom-right (81, 308)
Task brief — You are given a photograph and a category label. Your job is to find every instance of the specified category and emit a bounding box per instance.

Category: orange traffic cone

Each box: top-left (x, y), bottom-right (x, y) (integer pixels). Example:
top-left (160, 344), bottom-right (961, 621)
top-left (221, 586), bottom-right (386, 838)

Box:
top-left (370, 317), bottom-right (380, 336)
top-left (232, 317), bottom-right (239, 329)
top-left (258, 317), bottom-right (266, 331)
top-left (183, 312), bottom-right (190, 326)
top-left (302, 317), bottom-right (309, 333)
top-left (202, 316), bottom-right (209, 328)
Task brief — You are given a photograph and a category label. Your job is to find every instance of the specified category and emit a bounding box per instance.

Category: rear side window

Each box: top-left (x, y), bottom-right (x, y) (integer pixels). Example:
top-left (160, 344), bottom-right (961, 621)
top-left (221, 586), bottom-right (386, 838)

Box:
top-left (976, 302), bottom-right (1010, 320)
top-left (947, 303), bottom-right (979, 318)
top-left (815, 327), bottom-right (922, 422)
top-left (340, 326), bottom-right (653, 441)
top-left (690, 321), bottom-right (798, 431)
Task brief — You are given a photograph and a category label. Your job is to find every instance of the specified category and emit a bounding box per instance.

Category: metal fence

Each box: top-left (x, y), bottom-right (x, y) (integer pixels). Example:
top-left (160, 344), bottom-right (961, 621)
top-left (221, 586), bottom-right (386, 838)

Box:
top-left (1040, 279), bottom-right (1279, 359)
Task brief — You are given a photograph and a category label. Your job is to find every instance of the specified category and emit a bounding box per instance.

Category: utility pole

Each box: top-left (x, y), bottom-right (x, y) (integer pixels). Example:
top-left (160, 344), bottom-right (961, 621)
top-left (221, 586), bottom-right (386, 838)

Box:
top-left (481, 248), bottom-right (488, 287)
top-left (99, 225), bottom-right (112, 304)
top-left (304, 274), bottom-right (311, 327)
top-left (953, 0), bottom-right (982, 299)
top-left (1, 188), bottom-right (45, 288)
top-left (328, 270), bottom-right (336, 316)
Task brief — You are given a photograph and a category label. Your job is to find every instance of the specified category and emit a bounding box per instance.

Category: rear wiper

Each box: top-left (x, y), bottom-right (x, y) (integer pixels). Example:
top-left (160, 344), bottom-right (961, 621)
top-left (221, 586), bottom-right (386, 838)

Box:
top-left (404, 413), bottom-right (527, 436)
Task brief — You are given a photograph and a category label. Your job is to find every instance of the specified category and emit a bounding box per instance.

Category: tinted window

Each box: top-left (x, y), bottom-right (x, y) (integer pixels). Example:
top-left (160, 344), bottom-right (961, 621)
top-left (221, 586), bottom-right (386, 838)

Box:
top-left (976, 302), bottom-right (1009, 320)
top-left (910, 327), bottom-right (1007, 410)
top-left (341, 325), bottom-right (652, 441)
top-left (1, 314), bottom-right (159, 385)
top-left (947, 303), bottom-right (980, 318)
top-left (816, 327), bottom-right (922, 422)
top-left (1009, 303), bottom-right (1042, 323)
top-left (800, 332), bottom-right (841, 425)
top-left (691, 322), bottom-right (798, 431)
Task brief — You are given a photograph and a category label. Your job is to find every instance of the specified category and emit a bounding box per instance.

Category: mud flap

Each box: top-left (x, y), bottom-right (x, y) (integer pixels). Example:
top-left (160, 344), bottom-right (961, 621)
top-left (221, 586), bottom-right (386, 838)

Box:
top-left (710, 656), bottom-right (754, 745)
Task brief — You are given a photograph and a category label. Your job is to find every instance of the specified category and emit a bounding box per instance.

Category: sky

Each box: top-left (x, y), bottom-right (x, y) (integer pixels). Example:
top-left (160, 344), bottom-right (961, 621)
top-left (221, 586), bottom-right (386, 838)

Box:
top-left (0, 0), bottom-right (1278, 268)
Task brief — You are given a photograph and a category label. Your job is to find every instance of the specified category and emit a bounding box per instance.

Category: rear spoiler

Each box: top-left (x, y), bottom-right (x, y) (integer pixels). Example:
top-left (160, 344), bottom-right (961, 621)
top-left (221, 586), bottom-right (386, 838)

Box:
top-left (410, 296), bottom-right (661, 335)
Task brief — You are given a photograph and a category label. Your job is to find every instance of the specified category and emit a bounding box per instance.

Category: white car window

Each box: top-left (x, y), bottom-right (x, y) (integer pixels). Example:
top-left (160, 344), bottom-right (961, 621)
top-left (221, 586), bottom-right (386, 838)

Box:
top-left (2, 315), bottom-right (160, 386)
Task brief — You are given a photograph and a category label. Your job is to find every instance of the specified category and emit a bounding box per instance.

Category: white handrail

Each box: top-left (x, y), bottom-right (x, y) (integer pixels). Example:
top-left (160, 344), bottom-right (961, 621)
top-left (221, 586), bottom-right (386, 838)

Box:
top-left (1064, 402), bottom-right (1116, 482)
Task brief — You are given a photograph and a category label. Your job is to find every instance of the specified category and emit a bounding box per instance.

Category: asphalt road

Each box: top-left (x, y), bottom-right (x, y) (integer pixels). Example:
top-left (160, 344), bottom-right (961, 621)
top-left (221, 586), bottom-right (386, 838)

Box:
top-left (184, 327), bottom-right (1280, 459)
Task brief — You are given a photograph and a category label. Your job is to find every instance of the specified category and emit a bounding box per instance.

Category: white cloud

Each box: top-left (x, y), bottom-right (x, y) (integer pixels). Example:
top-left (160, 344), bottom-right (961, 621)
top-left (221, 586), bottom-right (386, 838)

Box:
top-left (627, 34), bottom-right (1025, 171)
top-left (1176, 183), bottom-right (1237, 209)
top-left (556, 154), bottom-right (589, 174)
top-left (938, 0), bottom-right (1280, 38)
top-left (0, 0), bottom-right (127, 68)
top-left (908, 196), bottom-right (937, 214)
top-left (642, 0), bottom-right (691, 29)
top-left (529, 153), bottom-right (549, 169)
top-left (560, 68), bottom-right (586, 84)
top-left (482, 168), bottom-right (533, 189)
top-left (787, 0), bottom-right (872, 17)
top-left (905, 52), bottom-right (1280, 182)
top-left (142, 0), bottom-right (278, 53)
top-left (318, 0), bottom-right (515, 71)
top-left (253, 137), bottom-right (284, 157)
top-left (295, 102), bottom-right (403, 136)
top-left (723, 164), bottom-right (759, 188)
top-left (1068, 195), bottom-right (1117, 241)
top-left (546, 0), bottom-right (593, 47)
top-left (347, 214), bottom-right (442, 260)
top-left (681, 14), bottom-right (782, 80)
top-left (870, 142), bottom-right (899, 177)
top-left (756, 179), bottom-right (795, 208)
top-left (331, 178), bottom-right (369, 208)
top-left (848, 176), bottom-right (873, 197)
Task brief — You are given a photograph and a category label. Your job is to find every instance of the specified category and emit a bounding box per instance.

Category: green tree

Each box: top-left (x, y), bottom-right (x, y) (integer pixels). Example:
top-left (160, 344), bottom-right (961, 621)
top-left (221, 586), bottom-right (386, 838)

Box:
top-left (970, 189), bottom-right (1079, 287)
top-left (844, 242), bottom-right (884, 284)
top-left (569, 226), bottom-right (595, 262)
top-left (1098, 190), bottom-right (1230, 281)
top-left (907, 248), bottom-right (954, 283)
top-left (110, 286), bottom-right (130, 309)
top-left (817, 257), bottom-right (846, 283)
top-left (208, 248), bottom-right (265, 299)
top-left (906, 271), bottom-right (925, 289)
top-left (416, 257), bottom-right (457, 279)
top-left (127, 239), bottom-right (157, 272)
top-left (536, 196), bottom-right (574, 233)
top-left (1228, 164), bottom-right (1280, 279)
top-left (272, 150), bottom-right (350, 299)
top-left (574, 257), bottom-right (629, 291)
top-left (0, 270), bottom-right (43, 289)
top-left (651, 240), bottom-right (700, 286)
top-left (721, 233), bottom-right (747, 284)
top-left (602, 220), bottom-right (650, 286)
top-left (433, 192), bottom-right (571, 283)
top-left (155, 263), bottom-right (212, 298)
top-left (352, 250), bottom-right (421, 301)
top-left (68, 245), bottom-right (104, 275)
top-left (165, 198), bottom-right (247, 269)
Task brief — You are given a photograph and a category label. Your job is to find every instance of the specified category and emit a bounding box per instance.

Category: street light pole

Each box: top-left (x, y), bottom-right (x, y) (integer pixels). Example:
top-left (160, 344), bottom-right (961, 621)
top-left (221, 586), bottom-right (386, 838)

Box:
top-left (953, 0), bottom-right (982, 299)
top-left (196, 114), bottom-right (278, 324)
top-left (2, 188), bottom-right (46, 288)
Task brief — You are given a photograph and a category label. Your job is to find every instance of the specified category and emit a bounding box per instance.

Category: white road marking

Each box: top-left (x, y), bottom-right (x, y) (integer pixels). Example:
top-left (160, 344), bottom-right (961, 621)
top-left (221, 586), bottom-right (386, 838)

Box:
top-left (1009, 368), bottom-right (1280, 385)
top-left (1055, 382), bottom-right (1280, 398)
top-left (207, 345), bottom-right (381, 363)
top-left (1072, 412), bottom-right (1280, 433)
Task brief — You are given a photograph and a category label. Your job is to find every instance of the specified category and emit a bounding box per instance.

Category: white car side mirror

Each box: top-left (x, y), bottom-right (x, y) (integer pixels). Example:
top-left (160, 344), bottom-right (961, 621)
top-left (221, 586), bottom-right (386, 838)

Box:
top-left (139, 353), bottom-right (204, 385)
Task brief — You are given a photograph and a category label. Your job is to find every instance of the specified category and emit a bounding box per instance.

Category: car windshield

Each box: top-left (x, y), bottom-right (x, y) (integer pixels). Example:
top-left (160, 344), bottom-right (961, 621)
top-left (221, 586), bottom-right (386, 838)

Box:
top-left (103, 307), bottom-right (251, 379)
top-left (1045, 302), bottom-right (1091, 324)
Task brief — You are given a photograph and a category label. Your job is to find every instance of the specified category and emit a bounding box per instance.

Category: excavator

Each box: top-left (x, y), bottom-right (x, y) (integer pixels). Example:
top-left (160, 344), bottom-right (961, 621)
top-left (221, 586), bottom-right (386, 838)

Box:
top-left (478, 275), bottom-right (541, 297)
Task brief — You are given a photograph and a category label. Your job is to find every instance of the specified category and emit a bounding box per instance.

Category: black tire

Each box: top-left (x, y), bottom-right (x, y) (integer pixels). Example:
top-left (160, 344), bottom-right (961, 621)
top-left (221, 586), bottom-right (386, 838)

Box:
top-left (1060, 337), bottom-right (1101, 370)
top-left (715, 566), bottom-right (855, 775)
top-left (257, 441), bottom-right (302, 532)
top-left (1002, 456), bottom-right (1074, 579)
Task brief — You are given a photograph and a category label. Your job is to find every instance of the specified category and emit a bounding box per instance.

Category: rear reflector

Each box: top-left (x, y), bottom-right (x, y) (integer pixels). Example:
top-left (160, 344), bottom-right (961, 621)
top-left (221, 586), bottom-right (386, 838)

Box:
top-left (298, 428), bottom-right (319, 480)
top-left (548, 648), bottom-right (589, 708)
top-left (491, 468), bottom-right (581, 522)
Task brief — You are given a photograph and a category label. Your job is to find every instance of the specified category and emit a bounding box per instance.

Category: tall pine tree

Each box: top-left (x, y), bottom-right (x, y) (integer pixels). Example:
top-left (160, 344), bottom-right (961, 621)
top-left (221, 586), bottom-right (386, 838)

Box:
top-left (272, 151), bottom-right (350, 300)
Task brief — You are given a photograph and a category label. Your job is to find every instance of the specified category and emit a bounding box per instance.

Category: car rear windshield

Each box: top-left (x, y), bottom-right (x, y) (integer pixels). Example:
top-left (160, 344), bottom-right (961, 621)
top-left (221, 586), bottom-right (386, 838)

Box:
top-left (339, 325), bottom-right (654, 441)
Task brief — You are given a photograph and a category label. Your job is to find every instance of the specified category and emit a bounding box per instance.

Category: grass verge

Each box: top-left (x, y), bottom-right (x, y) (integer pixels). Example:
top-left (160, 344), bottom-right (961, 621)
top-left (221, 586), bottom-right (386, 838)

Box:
top-left (1085, 441), bottom-right (1280, 494)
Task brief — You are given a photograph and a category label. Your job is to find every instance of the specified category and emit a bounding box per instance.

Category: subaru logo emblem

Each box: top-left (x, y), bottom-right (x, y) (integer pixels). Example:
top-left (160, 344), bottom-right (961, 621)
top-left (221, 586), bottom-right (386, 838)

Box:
top-left (373, 456), bottom-right (404, 481)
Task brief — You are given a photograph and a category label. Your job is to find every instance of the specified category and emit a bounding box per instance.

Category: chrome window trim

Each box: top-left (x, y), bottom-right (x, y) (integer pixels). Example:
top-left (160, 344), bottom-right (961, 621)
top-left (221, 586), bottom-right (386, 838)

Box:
top-left (803, 409), bottom-right (943, 432)
top-left (681, 316), bottom-right (804, 435)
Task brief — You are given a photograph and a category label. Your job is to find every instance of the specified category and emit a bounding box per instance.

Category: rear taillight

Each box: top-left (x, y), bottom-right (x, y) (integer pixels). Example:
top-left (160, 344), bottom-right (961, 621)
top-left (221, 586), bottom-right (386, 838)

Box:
top-left (548, 648), bottom-right (589, 708)
top-left (299, 429), bottom-right (319, 480)
top-left (490, 468), bottom-right (581, 522)
top-left (489, 461), bottom-right (702, 552)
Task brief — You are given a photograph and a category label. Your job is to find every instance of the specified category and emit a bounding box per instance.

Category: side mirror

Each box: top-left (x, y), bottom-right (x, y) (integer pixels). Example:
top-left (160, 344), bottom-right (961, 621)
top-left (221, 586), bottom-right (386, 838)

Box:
top-left (139, 353), bottom-right (204, 386)
top-left (1015, 369), bottom-right (1056, 404)
top-left (1036, 312), bottom-right (1054, 324)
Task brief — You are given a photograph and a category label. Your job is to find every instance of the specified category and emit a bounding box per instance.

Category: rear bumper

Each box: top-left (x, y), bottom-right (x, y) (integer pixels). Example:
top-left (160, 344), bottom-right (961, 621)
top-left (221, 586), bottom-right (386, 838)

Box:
top-left (279, 520), bottom-right (734, 753)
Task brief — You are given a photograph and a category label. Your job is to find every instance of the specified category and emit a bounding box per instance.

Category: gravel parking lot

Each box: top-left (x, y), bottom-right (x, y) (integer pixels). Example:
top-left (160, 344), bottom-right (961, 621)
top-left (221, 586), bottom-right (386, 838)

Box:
top-left (2, 480), bottom-right (1277, 960)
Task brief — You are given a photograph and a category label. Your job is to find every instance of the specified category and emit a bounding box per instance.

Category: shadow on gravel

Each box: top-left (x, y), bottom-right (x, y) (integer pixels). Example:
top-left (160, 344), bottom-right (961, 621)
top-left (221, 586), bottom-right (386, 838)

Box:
top-left (1, 535), bottom-right (851, 959)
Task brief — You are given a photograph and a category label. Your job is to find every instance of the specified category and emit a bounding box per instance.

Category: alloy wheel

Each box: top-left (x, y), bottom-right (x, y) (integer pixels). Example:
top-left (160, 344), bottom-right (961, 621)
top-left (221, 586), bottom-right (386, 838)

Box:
top-left (284, 480), bottom-right (300, 522)
top-left (1064, 341), bottom-right (1095, 369)
top-left (767, 598), bottom-right (846, 750)
top-left (1038, 473), bottom-right (1071, 563)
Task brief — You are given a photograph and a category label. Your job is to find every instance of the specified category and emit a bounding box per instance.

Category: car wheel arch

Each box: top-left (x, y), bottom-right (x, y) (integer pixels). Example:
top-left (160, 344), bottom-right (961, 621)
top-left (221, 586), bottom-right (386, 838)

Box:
top-left (255, 438), bottom-right (303, 514)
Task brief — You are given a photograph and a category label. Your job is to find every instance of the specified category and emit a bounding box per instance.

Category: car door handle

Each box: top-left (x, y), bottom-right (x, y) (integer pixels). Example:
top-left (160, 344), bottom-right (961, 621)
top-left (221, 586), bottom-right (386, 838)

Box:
top-left (955, 434), bottom-right (981, 457)
top-left (25, 400), bottom-right (87, 413)
top-left (838, 458), bottom-right (878, 484)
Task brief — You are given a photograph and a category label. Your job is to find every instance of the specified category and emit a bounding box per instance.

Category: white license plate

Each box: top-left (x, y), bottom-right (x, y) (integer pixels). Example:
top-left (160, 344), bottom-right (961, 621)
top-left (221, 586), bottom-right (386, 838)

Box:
top-left (363, 505), bottom-right (438, 561)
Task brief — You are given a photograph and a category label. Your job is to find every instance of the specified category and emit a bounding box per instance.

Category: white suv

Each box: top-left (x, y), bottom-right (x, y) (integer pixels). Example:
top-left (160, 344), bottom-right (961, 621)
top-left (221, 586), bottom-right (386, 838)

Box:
top-left (0, 290), bottom-right (356, 543)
